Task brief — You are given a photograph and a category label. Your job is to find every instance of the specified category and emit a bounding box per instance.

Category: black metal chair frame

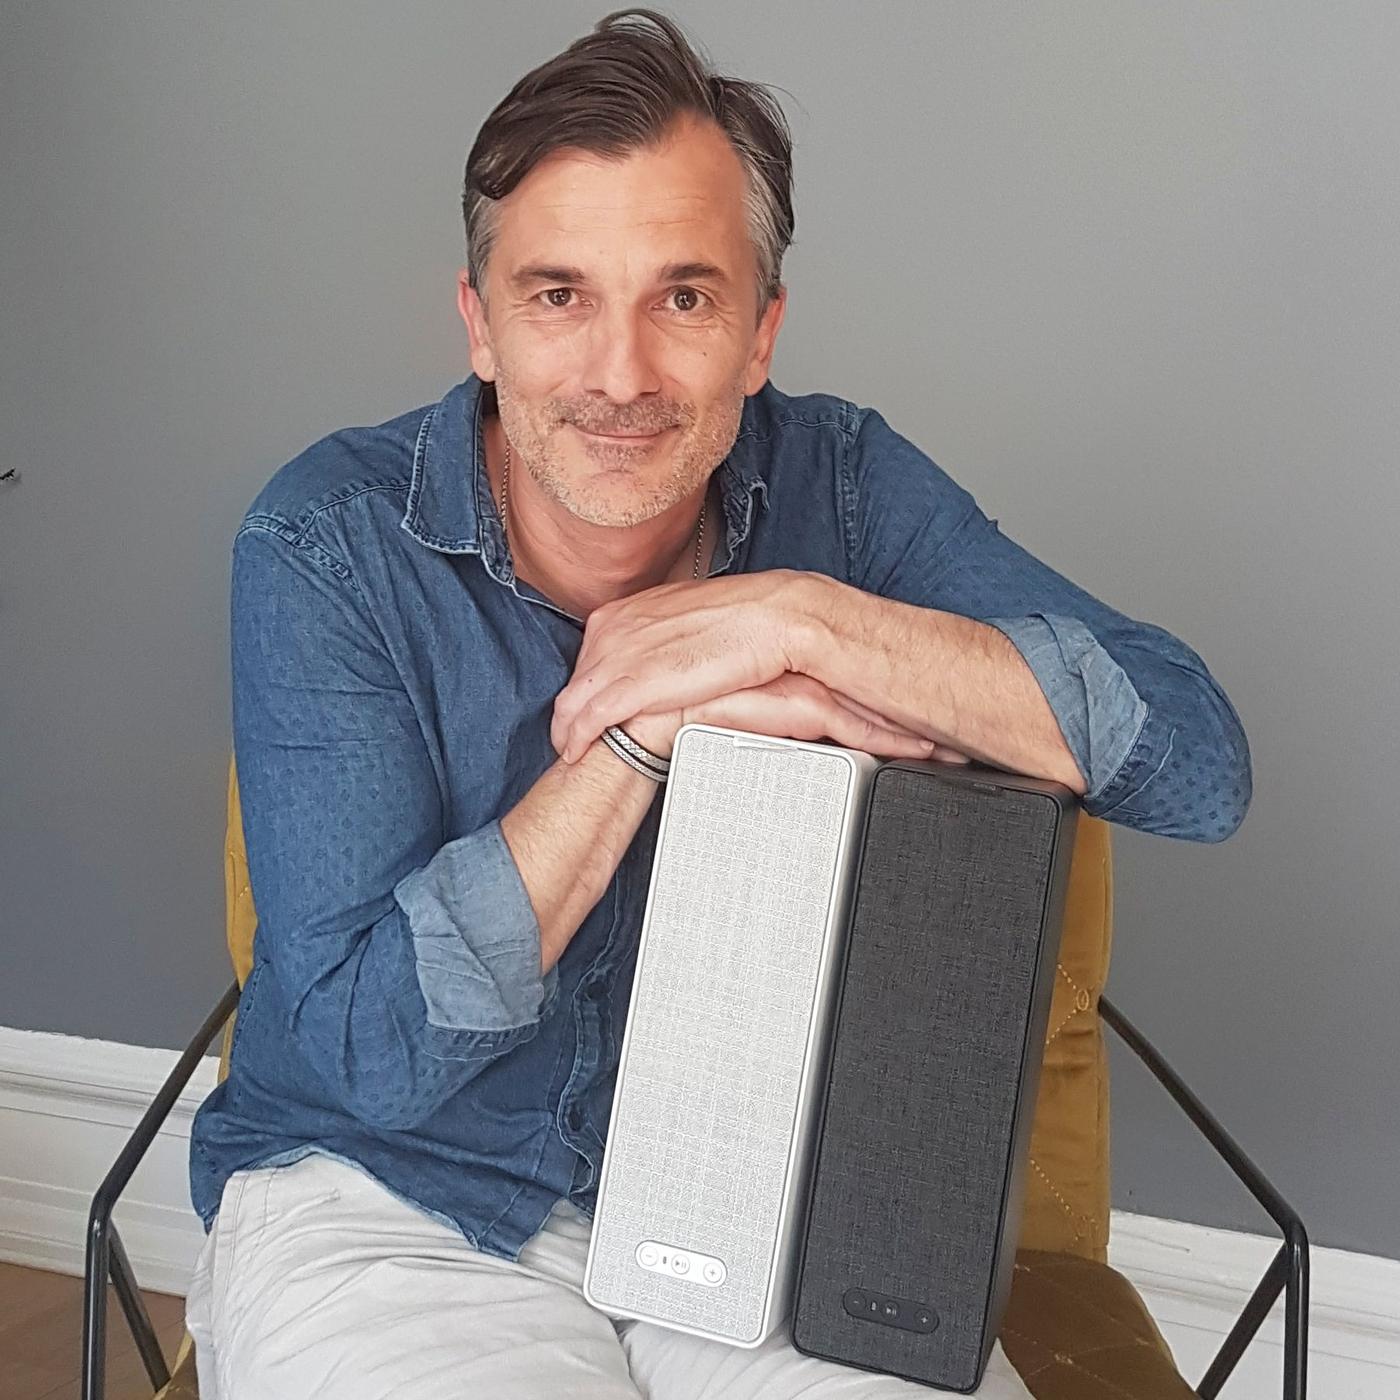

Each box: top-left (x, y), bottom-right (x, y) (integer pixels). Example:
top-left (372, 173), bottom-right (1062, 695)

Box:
top-left (82, 984), bottom-right (1309, 1400)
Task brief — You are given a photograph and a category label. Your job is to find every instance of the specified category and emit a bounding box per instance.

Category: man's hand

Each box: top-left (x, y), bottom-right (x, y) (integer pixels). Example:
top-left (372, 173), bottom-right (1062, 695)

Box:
top-left (622, 672), bottom-right (969, 764)
top-left (551, 571), bottom-right (822, 762)
top-left (551, 565), bottom-right (1086, 793)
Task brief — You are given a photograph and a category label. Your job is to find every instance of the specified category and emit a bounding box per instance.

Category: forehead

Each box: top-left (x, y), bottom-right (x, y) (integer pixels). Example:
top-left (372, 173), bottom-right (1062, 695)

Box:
top-left (492, 116), bottom-right (754, 272)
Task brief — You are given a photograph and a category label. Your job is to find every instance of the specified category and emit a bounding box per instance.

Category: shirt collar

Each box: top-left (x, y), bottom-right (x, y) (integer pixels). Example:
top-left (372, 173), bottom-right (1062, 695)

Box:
top-left (400, 375), bottom-right (770, 559)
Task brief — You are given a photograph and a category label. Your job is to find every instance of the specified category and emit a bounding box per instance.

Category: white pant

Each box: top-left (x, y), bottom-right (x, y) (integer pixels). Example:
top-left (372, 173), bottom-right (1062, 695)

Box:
top-left (186, 1153), bottom-right (1032, 1400)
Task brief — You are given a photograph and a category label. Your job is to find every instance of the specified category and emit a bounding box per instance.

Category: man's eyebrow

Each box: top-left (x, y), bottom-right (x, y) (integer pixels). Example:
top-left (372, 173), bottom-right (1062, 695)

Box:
top-left (659, 261), bottom-right (731, 286)
top-left (509, 263), bottom-right (588, 291)
top-left (507, 260), bottom-right (733, 291)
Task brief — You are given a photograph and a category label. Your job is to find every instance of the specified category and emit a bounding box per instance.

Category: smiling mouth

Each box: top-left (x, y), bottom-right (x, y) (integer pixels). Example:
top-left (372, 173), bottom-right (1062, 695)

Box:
top-left (572, 424), bottom-right (674, 443)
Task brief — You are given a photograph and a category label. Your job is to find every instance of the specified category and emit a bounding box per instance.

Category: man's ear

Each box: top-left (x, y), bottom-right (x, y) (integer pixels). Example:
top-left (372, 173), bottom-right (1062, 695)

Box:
top-left (743, 285), bottom-right (788, 395)
top-left (457, 269), bottom-right (497, 382)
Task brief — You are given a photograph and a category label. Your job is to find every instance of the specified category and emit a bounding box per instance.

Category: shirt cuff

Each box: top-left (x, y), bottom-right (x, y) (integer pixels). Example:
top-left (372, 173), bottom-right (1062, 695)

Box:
top-left (985, 613), bottom-right (1149, 802)
top-left (393, 820), bottom-right (556, 1033)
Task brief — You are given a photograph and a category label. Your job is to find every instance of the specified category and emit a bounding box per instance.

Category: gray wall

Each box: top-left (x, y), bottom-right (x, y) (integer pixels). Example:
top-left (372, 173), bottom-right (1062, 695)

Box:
top-left (2, 2), bottom-right (1395, 1259)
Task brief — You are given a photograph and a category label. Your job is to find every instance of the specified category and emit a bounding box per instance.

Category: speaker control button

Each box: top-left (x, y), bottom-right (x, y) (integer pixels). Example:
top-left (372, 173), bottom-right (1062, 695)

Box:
top-left (635, 1242), bottom-right (725, 1286)
top-left (844, 1288), bottom-right (937, 1333)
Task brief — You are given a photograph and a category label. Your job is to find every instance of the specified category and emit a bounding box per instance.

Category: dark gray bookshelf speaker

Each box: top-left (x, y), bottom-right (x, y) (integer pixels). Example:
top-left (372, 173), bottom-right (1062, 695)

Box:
top-left (585, 724), bottom-right (877, 1347)
top-left (791, 759), bottom-right (1078, 1392)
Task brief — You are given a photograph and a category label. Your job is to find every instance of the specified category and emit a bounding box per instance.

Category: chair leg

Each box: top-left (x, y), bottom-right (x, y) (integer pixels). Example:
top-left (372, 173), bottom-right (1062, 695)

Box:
top-left (1197, 1247), bottom-right (1287, 1398)
top-left (110, 1226), bottom-right (172, 1392)
top-left (1101, 996), bottom-right (1310, 1400)
top-left (82, 1213), bottom-right (109, 1400)
top-left (82, 983), bottom-right (239, 1400)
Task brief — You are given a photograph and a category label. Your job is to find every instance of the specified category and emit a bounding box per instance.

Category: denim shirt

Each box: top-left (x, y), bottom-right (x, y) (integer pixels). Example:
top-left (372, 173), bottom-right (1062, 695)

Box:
top-left (190, 375), bottom-right (1252, 1259)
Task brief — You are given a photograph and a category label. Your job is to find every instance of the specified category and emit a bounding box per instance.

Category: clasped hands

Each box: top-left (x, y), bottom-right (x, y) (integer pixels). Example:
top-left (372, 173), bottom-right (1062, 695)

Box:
top-left (550, 570), bottom-right (971, 767)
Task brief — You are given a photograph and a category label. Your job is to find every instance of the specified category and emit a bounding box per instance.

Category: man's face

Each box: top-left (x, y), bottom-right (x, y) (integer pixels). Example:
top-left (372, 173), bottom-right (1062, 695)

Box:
top-left (459, 114), bottom-right (786, 528)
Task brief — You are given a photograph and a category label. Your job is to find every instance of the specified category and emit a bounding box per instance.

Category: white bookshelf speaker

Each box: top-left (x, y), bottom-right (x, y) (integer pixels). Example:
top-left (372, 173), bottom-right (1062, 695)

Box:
top-left (584, 723), bottom-right (878, 1347)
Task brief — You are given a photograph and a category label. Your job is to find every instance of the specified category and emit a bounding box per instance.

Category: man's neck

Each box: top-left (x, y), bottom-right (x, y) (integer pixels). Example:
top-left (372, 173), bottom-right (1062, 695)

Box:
top-left (481, 413), bottom-right (714, 620)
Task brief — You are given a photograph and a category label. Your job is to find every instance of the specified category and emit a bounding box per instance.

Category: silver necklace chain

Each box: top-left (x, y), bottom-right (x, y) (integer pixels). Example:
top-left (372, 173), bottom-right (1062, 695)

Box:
top-left (500, 437), bottom-right (706, 581)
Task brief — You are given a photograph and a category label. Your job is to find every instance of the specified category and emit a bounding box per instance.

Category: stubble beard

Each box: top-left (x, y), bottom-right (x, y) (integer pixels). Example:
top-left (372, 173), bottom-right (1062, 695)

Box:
top-left (492, 365), bottom-right (748, 529)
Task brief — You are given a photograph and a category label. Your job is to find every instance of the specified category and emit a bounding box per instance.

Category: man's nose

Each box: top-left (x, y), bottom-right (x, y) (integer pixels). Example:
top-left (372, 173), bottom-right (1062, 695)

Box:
top-left (579, 304), bottom-right (663, 404)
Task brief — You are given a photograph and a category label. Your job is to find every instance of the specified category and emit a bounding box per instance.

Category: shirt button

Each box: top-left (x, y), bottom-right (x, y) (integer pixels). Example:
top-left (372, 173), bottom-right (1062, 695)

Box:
top-left (566, 1105), bottom-right (584, 1132)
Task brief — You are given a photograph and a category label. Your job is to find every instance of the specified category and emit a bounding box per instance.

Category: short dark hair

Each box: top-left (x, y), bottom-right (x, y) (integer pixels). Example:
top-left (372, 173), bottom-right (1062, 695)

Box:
top-left (463, 8), bottom-right (794, 311)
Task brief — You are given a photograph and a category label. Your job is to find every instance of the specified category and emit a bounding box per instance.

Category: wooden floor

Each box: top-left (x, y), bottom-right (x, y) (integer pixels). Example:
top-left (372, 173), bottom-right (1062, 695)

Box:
top-left (0, 1262), bottom-right (187, 1400)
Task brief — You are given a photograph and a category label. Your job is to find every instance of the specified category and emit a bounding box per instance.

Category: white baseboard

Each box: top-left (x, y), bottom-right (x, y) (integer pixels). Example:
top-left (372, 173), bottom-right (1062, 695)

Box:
top-left (1109, 1212), bottom-right (1400, 1398)
top-left (1, 1025), bottom-right (1396, 1398)
top-left (0, 1023), bottom-right (219, 1294)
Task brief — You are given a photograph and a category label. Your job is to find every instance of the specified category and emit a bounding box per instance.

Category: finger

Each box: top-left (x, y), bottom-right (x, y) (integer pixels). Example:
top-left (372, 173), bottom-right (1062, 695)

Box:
top-left (802, 682), bottom-right (936, 756)
top-left (571, 581), bottom-right (725, 681)
top-left (812, 698), bottom-right (939, 758)
top-left (565, 583), bottom-right (780, 720)
top-left (827, 719), bottom-right (972, 763)
top-left (557, 672), bottom-right (669, 763)
top-left (688, 682), bottom-right (936, 760)
top-left (822, 690), bottom-right (975, 762)
top-left (559, 652), bottom-right (783, 762)
top-left (826, 691), bottom-right (933, 744)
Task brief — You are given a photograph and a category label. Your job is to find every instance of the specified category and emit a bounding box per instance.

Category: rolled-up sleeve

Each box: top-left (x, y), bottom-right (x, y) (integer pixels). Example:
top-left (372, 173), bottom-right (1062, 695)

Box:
top-left (844, 407), bottom-right (1252, 842)
top-left (231, 522), bottom-right (554, 1131)
top-left (395, 822), bottom-right (556, 1033)
top-left (983, 613), bottom-right (1148, 804)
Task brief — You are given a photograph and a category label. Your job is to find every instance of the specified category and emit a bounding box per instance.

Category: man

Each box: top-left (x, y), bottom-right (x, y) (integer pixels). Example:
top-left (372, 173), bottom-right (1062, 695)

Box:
top-left (187, 10), bottom-right (1251, 1398)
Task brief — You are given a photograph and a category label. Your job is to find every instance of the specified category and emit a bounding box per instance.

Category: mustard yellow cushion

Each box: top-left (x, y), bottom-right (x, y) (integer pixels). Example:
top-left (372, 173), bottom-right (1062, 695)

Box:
top-left (1016, 813), bottom-right (1114, 1263)
top-left (1003, 1251), bottom-right (1194, 1400)
top-left (225, 758), bottom-right (257, 989)
top-left (156, 1334), bottom-right (200, 1399)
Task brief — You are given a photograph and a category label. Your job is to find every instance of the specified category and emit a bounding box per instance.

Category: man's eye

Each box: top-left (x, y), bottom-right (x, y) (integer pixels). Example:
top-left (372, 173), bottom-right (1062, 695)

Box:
top-left (534, 287), bottom-right (707, 313)
top-left (667, 286), bottom-right (708, 313)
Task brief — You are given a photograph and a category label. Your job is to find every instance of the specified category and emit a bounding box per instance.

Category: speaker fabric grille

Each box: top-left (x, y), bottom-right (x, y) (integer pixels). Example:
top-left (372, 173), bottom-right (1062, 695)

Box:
top-left (589, 730), bottom-right (861, 1343)
top-left (793, 765), bottom-right (1068, 1390)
